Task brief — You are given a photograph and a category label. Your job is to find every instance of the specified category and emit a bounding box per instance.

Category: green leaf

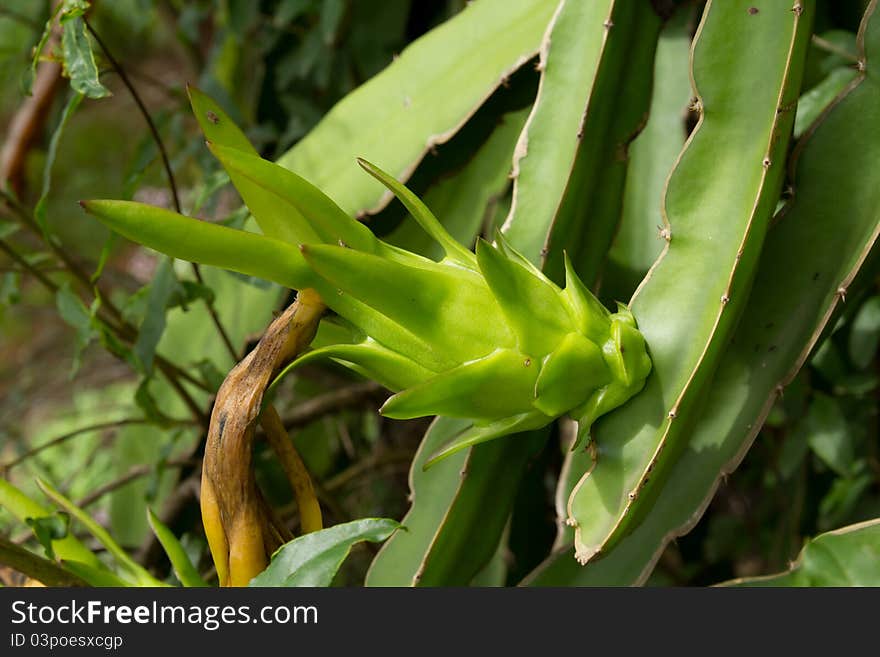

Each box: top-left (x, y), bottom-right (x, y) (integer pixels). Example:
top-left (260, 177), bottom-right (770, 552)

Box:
top-left (59, 14), bottom-right (111, 99)
top-left (147, 508), bottom-right (208, 587)
top-left (133, 258), bottom-right (178, 375)
top-left (250, 518), bottom-right (400, 587)
top-left (25, 513), bottom-right (70, 561)
top-left (722, 519), bottom-right (880, 586)
top-left (187, 85), bottom-right (258, 155)
top-left (61, 560), bottom-right (133, 587)
top-left (0, 536), bottom-right (88, 587)
top-left (25, 3), bottom-right (63, 96)
top-left (35, 91), bottom-right (83, 237)
top-left (848, 295), bottom-right (880, 369)
top-left (276, 0), bottom-right (557, 215)
top-left (0, 478), bottom-right (101, 569)
top-left (804, 393), bottom-right (853, 477)
top-left (37, 478), bottom-right (167, 587)
top-left (55, 283), bottom-right (98, 377)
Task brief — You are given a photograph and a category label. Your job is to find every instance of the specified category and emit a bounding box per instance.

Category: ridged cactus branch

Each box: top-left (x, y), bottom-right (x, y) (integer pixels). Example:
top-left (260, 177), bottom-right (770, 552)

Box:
top-left (566, 0), bottom-right (815, 565)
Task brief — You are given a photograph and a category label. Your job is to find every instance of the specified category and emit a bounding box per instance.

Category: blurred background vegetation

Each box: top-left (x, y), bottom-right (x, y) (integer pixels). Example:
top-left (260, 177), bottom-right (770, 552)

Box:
top-left (0, 0), bottom-right (877, 586)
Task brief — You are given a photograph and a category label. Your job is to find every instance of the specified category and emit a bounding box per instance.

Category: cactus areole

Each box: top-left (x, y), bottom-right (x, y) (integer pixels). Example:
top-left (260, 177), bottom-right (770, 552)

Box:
top-left (81, 89), bottom-right (652, 467)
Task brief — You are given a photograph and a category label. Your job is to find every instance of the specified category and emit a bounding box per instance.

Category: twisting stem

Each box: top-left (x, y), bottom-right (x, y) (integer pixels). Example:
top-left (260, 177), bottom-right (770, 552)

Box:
top-left (83, 18), bottom-right (239, 362)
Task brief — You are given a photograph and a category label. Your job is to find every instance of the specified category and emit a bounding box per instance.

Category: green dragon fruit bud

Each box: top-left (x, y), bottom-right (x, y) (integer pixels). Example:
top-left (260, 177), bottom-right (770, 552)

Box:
top-left (81, 89), bottom-right (652, 466)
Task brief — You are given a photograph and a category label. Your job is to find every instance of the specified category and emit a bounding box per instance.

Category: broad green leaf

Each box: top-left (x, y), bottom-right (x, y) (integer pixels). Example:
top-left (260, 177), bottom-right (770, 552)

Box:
top-left (26, 513), bottom-right (70, 561)
top-left (722, 519), bottom-right (880, 586)
top-left (566, 0), bottom-right (814, 565)
top-left (250, 518), bottom-right (399, 586)
top-left (526, 0), bottom-right (880, 586)
top-left (0, 478), bottom-right (101, 569)
top-left (61, 560), bottom-right (133, 587)
top-left (37, 478), bottom-right (167, 587)
top-left (147, 508), bottom-right (208, 587)
top-left (276, 0), bottom-right (557, 215)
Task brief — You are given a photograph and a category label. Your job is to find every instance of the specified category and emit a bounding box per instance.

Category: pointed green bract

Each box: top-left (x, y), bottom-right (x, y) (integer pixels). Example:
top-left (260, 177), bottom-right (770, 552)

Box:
top-left (85, 88), bottom-right (651, 476)
top-left (562, 253), bottom-right (611, 344)
top-left (301, 243), bottom-right (512, 371)
top-left (281, 338), bottom-right (436, 393)
top-left (476, 238), bottom-right (570, 356)
top-left (381, 349), bottom-right (540, 421)
top-left (534, 333), bottom-right (607, 417)
top-left (188, 86), bottom-right (257, 155)
top-left (80, 200), bottom-right (313, 291)
top-left (211, 144), bottom-right (380, 251)
top-left (357, 158), bottom-right (475, 266)
top-left (423, 412), bottom-right (546, 470)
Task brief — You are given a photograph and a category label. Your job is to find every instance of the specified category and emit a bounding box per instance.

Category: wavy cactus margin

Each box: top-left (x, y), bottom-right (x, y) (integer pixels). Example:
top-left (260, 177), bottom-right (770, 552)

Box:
top-left (565, 0), bottom-right (815, 566)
